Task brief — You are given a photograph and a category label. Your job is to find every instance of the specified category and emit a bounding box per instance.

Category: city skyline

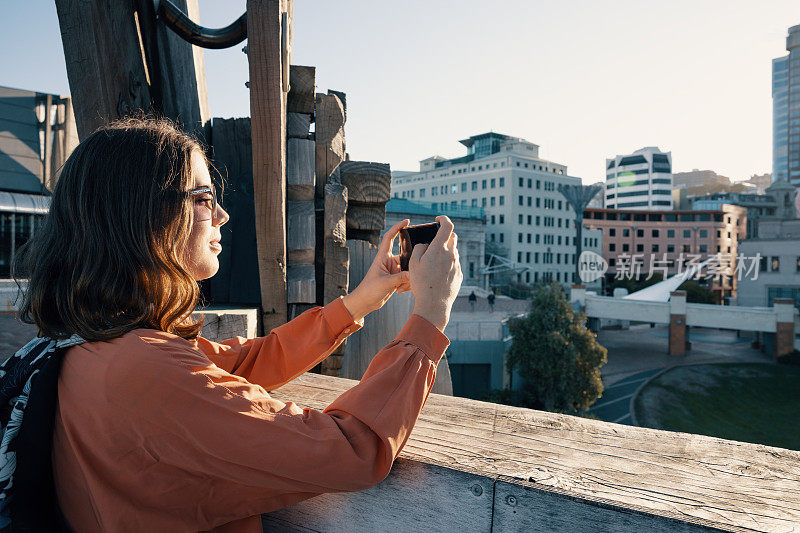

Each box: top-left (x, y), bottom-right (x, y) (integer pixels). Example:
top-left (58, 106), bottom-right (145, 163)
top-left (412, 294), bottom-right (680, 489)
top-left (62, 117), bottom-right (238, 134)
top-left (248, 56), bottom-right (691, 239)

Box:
top-left (2, 1), bottom-right (799, 183)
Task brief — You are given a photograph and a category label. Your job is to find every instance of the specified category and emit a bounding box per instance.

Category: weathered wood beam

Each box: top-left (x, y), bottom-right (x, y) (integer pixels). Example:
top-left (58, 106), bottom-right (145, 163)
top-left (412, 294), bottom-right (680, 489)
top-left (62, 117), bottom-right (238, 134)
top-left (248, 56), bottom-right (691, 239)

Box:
top-left (134, 0), bottom-right (210, 141)
top-left (323, 182), bottom-right (348, 306)
top-left (340, 160), bottom-right (391, 245)
top-left (209, 118), bottom-right (261, 306)
top-left (286, 138), bottom-right (314, 201)
top-left (314, 92), bottom-right (345, 197)
top-left (339, 161), bottom-right (391, 204)
top-left (287, 65), bottom-right (315, 114)
top-left (264, 372), bottom-right (800, 532)
top-left (55, 0), bottom-right (154, 138)
top-left (247, 0), bottom-right (292, 332)
top-left (287, 113), bottom-right (311, 139)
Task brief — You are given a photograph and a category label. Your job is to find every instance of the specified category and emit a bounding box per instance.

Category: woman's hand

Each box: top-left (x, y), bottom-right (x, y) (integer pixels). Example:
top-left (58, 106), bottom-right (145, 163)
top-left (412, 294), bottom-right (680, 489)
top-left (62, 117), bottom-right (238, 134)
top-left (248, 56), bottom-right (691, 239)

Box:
top-left (409, 216), bottom-right (462, 332)
top-left (341, 219), bottom-right (412, 323)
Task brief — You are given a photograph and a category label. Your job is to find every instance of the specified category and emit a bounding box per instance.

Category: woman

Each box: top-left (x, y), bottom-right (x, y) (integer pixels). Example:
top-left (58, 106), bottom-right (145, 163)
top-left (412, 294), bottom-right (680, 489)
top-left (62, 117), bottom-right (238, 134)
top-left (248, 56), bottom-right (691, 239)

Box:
top-left (13, 118), bottom-right (462, 532)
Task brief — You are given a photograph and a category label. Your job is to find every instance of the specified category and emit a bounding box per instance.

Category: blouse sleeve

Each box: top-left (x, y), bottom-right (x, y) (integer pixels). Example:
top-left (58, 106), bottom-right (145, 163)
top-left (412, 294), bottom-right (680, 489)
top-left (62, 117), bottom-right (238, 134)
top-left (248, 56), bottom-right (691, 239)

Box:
top-left (193, 296), bottom-right (362, 391)
top-left (104, 315), bottom-right (449, 523)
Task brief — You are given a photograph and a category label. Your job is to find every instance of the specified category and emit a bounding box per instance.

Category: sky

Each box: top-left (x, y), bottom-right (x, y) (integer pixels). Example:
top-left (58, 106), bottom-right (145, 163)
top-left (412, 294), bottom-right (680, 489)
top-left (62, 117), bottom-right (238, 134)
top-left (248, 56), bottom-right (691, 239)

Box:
top-left (2, 1), bottom-right (799, 183)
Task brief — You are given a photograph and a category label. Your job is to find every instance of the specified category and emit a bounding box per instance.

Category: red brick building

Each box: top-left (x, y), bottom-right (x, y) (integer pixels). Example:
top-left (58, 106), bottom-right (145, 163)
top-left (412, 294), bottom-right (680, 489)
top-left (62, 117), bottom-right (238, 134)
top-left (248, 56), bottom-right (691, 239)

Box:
top-left (583, 204), bottom-right (747, 300)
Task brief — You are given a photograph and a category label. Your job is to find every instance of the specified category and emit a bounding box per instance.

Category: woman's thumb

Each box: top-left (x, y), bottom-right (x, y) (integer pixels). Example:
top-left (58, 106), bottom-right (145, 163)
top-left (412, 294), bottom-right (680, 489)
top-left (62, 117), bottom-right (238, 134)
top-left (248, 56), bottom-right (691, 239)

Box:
top-left (390, 271), bottom-right (410, 286)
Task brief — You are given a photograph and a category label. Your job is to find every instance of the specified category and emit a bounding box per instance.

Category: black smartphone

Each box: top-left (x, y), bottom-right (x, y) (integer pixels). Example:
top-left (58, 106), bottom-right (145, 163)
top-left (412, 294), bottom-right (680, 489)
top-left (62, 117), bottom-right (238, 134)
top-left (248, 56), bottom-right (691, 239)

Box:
top-left (398, 222), bottom-right (440, 271)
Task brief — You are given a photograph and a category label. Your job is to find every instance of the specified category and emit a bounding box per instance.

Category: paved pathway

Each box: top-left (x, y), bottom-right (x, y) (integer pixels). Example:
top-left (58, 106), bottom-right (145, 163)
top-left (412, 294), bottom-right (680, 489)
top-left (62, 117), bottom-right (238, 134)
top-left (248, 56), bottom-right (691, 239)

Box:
top-left (587, 368), bottom-right (662, 425)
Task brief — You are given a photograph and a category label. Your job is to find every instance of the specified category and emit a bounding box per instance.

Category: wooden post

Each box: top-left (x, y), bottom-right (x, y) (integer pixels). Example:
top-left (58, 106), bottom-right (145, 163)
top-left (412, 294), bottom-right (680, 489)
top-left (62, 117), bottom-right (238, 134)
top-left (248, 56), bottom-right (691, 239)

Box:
top-left (41, 94), bottom-right (54, 193)
top-left (55, 0), bottom-right (154, 138)
top-left (247, 0), bottom-right (292, 332)
top-left (208, 118), bottom-right (261, 306)
top-left (55, 0), bottom-right (208, 140)
top-left (314, 92), bottom-right (345, 197)
top-left (134, 0), bottom-right (210, 140)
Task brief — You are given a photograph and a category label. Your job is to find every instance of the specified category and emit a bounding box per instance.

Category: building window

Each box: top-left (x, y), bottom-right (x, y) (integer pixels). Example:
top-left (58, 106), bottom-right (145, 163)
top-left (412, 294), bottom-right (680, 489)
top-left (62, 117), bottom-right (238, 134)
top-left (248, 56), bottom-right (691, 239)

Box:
top-left (482, 198), bottom-right (487, 207)
top-left (527, 197), bottom-right (532, 207)
top-left (667, 229), bottom-right (675, 238)
top-left (491, 215), bottom-right (496, 224)
top-left (536, 216), bottom-right (540, 226)
top-left (536, 197), bottom-right (540, 208)
top-left (490, 197), bottom-right (496, 206)
top-left (461, 183), bottom-right (467, 192)
top-left (760, 256), bottom-right (767, 272)
top-left (527, 234), bottom-right (532, 243)
top-left (519, 177), bottom-right (524, 187)
top-left (683, 229), bottom-right (691, 238)
top-left (797, 256), bottom-right (800, 272)
top-left (609, 228), bottom-right (616, 237)
top-left (518, 196), bottom-right (523, 206)
top-left (499, 196), bottom-right (505, 206)
top-left (699, 244), bottom-right (707, 253)
top-left (499, 177), bottom-right (505, 187)
top-left (699, 229), bottom-right (707, 238)
top-left (472, 199), bottom-right (477, 207)
top-left (518, 214), bottom-right (523, 224)
top-left (622, 243), bottom-right (629, 252)
top-left (527, 215), bottom-right (532, 225)
top-left (472, 181), bottom-right (478, 190)
top-left (499, 215), bottom-right (504, 223)
top-left (536, 180), bottom-right (541, 189)
top-left (622, 229), bottom-right (630, 237)
top-left (683, 244), bottom-right (691, 252)
top-left (771, 257), bottom-right (780, 271)
top-left (652, 229), bottom-right (659, 238)
top-left (491, 178), bottom-right (496, 188)
top-left (482, 180), bottom-right (487, 189)
top-left (636, 244), bottom-right (644, 252)
top-left (609, 243), bottom-right (616, 251)
top-left (535, 233), bottom-right (540, 244)
top-left (637, 229), bottom-right (644, 238)
top-left (518, 233), bottom-right (523, 243)
top-left (499, 233), bottom-right (504, 243)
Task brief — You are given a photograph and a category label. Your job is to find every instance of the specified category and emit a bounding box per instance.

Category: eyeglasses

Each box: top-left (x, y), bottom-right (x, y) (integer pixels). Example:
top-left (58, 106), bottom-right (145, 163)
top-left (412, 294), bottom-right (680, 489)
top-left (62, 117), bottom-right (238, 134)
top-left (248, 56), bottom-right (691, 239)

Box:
top-left (188, 184), bottom-right (218, 221)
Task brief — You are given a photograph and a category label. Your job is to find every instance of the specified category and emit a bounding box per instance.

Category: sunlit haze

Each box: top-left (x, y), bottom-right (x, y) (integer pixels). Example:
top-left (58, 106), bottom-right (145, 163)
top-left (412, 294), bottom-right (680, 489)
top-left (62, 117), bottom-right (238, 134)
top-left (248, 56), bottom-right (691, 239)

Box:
top-left (3, 0), bottom-right (799, 182)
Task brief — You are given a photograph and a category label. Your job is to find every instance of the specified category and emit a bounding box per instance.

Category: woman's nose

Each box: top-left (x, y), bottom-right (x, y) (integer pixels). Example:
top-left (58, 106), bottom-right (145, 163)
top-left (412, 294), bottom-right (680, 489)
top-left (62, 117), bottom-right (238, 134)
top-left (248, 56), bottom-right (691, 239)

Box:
top-left (213, 205), bottom-right (230, 226)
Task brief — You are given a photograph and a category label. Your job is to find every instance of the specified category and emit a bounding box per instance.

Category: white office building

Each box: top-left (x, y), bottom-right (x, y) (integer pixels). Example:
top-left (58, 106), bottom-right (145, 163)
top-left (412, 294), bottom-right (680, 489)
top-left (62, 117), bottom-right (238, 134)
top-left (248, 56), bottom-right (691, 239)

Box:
top-left (605, 147), bottom-right (673, 210)
top-left (391, 132), bottom-right (585, 287)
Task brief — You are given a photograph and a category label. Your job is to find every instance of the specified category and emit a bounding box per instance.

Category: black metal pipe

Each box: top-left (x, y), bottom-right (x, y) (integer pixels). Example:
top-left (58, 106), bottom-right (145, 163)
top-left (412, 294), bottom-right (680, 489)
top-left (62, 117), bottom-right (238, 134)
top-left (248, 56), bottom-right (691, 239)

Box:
top-left (154, 0), bottom-right (247, 50)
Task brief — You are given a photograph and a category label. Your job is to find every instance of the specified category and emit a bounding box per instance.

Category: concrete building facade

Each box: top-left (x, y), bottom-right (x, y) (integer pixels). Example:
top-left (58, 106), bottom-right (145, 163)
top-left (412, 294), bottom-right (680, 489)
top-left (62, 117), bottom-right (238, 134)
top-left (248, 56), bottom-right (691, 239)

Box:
top-left (383, 198), bottom-right (486, 287)
top-left (737, 218), bottom-right (800, 309)
top-left (605, 147), bottom-right (672, 210)
top-left (391, 132), bottom-right (583, 288)
top-left (583, 205), bottom-right (747, 300)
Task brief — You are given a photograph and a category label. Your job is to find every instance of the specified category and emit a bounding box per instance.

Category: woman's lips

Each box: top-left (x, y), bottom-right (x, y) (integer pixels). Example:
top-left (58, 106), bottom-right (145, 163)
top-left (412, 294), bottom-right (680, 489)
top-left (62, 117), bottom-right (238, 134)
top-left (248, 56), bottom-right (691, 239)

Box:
top-left (210, 240), bottom-right (222, 251)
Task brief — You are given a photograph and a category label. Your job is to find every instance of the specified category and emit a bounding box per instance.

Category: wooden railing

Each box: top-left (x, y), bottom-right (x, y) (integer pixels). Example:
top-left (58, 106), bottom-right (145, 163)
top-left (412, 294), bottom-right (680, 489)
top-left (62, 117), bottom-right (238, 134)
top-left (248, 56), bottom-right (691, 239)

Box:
top-left (263, 372), bottom-right (800, 532)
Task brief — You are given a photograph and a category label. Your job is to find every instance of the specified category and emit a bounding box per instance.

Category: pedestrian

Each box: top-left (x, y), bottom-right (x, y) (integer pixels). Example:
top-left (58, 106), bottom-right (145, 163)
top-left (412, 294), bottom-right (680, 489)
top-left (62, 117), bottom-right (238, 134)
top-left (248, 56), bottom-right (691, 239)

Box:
top-left (488, 291), bottom-right (496, 312)
top-left (2, 117), bottom-right (463, 532)
top-left (469, 290), bottom-right (477, 312)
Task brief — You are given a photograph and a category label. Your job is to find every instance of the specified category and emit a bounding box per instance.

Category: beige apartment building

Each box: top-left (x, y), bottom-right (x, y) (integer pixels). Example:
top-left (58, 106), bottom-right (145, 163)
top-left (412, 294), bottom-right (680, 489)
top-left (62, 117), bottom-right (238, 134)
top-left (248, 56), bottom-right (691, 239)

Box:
top-left (583, 204), bottom-right (747, 301)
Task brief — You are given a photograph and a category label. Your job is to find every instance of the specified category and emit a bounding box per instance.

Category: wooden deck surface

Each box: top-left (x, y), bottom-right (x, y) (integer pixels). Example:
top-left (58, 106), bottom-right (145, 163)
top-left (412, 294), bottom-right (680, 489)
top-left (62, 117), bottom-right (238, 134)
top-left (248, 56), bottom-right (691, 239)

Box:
top-left (265, 372), bottom-right (800, 532)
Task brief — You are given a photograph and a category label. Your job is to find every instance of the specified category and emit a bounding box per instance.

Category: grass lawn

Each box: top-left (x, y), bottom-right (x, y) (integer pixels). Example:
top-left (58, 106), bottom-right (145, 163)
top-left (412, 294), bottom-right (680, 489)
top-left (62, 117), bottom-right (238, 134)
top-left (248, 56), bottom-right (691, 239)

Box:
top-left (633, 363), bottom-right (800, 451)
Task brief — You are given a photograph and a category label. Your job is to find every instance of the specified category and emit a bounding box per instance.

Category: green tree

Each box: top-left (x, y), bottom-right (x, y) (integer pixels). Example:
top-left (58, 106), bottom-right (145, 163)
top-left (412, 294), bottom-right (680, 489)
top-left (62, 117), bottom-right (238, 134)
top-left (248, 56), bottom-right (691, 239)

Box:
top-left (506, 282), bottom-right (607, 413)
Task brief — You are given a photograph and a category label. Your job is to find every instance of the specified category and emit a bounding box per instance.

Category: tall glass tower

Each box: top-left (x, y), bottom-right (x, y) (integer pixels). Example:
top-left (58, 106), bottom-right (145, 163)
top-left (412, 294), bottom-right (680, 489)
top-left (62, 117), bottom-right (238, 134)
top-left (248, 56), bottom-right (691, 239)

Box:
top-left (774, 25), bottom-right (800, 186)
top-left (773, 56), bottom-right (789, 182)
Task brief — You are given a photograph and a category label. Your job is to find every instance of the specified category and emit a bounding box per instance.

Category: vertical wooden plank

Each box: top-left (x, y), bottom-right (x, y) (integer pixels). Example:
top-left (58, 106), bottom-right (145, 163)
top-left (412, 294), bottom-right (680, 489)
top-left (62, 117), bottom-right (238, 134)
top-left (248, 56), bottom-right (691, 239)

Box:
top-left (41, 94), bottom-right (54, 191)
top-left (314, 93), bottom-right (345, 197)
top-left (209, 117), bottom-right (261, 306)
top-left (247, 0), bottom-right (291, 332)
top-left (134, 0), bottom-right (210, 141)
top-left (55, 0), bottom-right (153, 139)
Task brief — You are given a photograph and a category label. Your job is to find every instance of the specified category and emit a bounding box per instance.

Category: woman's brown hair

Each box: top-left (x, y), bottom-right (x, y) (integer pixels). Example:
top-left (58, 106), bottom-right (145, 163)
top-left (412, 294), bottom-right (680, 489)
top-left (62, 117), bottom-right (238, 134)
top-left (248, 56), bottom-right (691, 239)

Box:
top-left (14, 116), bottom-right (208, 341)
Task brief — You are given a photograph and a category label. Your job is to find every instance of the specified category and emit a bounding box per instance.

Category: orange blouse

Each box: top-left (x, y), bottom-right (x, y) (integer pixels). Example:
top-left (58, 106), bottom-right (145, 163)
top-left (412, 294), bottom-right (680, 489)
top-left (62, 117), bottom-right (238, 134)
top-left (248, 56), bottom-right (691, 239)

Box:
top-left (53, 297), bottom-right (449, 532)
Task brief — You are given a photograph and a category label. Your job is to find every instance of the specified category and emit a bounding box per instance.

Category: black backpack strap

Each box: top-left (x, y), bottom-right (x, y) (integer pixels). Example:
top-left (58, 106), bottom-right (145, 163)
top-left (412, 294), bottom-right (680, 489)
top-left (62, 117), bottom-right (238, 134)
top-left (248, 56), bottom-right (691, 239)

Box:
top-left (11, 348), bottom-right (73, 533)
